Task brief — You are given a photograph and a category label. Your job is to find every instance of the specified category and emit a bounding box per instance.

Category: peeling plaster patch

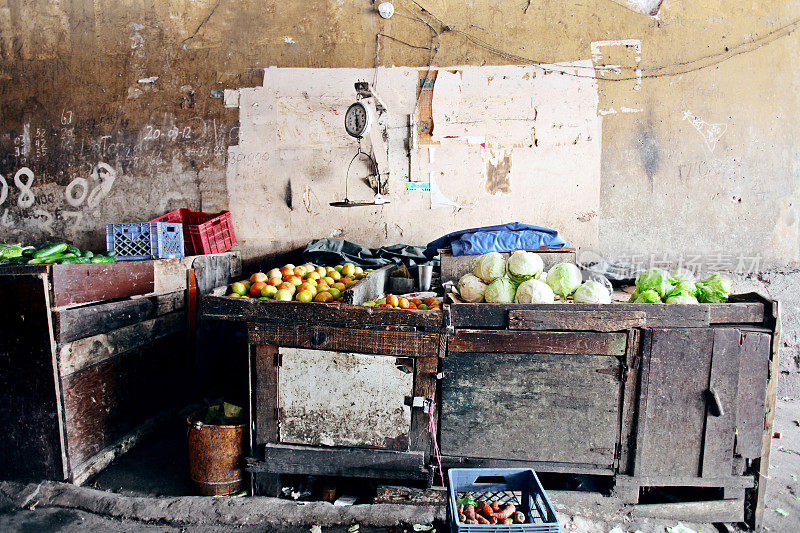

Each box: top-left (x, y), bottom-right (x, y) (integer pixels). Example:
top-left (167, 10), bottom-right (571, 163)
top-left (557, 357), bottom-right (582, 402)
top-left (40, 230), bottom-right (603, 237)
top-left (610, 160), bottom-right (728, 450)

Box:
top-left (485, 148), bottom-right (512, 195)
top-left (608, 0), bottom-right (664, 16)
top-left (682, 110), bottom-right (728, 153)
top-left (591, 39), bottom-right (642, 91)
top-left (137, 76), bottom-right (159, 84)
top-left (283, 36), bottom-right (296, 44)
top-left (621, 107), bottom-right (643, 113)
top-left (577, 211), bottom-right (597, 222)
top-left (224, 89), bottom-right (240, 108)
top-left (599, 108), bottom-right (618, 116)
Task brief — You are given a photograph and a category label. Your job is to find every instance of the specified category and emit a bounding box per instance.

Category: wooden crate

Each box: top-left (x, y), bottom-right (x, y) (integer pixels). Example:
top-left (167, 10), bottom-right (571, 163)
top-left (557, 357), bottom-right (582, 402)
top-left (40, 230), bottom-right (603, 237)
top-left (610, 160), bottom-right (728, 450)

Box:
top-left (0, 252), bottom-right (240, 485)
top-left (439, 247), bottom-right (576, 285)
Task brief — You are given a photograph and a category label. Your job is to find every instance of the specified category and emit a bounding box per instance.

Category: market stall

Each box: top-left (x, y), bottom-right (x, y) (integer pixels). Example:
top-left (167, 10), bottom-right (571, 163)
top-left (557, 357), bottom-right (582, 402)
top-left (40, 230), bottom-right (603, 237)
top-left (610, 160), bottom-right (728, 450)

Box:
top-left (199, 249), bottom-right (780, 529)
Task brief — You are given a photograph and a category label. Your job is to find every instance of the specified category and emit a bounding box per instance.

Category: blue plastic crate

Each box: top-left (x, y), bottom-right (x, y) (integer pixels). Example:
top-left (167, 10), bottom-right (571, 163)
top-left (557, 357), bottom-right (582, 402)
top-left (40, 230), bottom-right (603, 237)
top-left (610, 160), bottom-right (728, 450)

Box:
top-left (448, 468), bottom-right (559, 533)
top-left (106, 222), bottom-right (184, 261)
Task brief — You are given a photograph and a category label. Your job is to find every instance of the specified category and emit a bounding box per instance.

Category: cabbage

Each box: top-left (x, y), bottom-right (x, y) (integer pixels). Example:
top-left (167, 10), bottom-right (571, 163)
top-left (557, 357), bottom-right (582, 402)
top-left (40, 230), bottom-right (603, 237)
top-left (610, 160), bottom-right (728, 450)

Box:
top-left (533, 270), bottom-right (546, 281)
top-left (484, 276), bottom-right (517, 303)
top-left (506, 250), bottom-right (544, 284)
top-left (573, 280), bottom-right (611, 304)
top-left (666, 294), bottom-right (699, 304)
top-left (696, 273), bottom-right (732, 303)
top-left (635, 268), bottom-right (673, 298)
top-left (457, 274), bottom-right (488, 303)
top-left (666, 280), bottom-right (697, 299)
top-left (633, 289), bottom-right (661, 303)
top-left (514, 279), bottom-right (555, 304)
top-left (546, 263), bottom-right (582, 298)
top-left (670, 267), bottom-right (697, 284)
top-left (627, 289), bottom-right (640, 303)
top-left (473, 252), bottom-right (507, 284)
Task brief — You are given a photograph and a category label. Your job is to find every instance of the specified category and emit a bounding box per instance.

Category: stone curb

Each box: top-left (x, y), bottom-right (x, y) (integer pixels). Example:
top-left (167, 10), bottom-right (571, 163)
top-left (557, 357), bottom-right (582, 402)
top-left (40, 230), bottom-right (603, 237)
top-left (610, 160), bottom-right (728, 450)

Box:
top-left (0, 481), bottom-right (445, 527)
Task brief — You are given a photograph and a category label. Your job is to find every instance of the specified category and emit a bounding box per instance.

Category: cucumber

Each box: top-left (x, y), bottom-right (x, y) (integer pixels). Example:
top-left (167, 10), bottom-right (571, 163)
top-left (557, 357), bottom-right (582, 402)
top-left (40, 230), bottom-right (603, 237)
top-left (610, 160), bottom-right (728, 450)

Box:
top-left (106, 251), bottom-right (117, 258)
top-left (82, 250), bottom-right (94, 258)
top-left (21, 247), bottom-right (36, 258)
top-left (27, 258), bottom-right (46, 264)
top-left (91, 255), bottom-right (115, 263)
top-left (59, 257), bottom-right (91, 265)
top-left (34, 242), bottom-right (68, 259)
top-left (53, 253), bottom-right (78, 264)
top-left (66, 244), bottom-right (81, 256)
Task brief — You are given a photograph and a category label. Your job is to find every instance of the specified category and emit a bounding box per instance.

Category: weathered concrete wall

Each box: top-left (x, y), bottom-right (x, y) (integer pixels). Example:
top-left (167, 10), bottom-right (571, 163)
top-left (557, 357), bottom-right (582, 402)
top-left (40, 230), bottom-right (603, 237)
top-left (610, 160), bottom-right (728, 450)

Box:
top-left (1, 0), bottom-right (799, 390)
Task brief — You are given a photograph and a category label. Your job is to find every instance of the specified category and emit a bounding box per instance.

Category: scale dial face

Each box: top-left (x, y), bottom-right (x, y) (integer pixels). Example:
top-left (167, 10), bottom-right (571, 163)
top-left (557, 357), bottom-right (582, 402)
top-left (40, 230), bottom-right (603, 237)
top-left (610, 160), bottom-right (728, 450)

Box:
top-left (345, 101), bottom-right (372, 139)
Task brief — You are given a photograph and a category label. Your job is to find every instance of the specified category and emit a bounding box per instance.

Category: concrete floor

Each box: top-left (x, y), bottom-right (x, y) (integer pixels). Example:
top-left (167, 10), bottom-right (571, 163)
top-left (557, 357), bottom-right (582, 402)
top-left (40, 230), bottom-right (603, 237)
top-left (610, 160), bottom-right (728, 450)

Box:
top-left (1, 399), bottom-right (798, 532)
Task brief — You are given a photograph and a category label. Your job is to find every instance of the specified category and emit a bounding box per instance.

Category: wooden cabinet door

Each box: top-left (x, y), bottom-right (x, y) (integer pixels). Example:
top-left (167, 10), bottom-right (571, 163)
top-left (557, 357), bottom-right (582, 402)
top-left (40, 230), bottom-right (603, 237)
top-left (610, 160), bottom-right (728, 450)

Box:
top-left (441, 330), bottom-right (627, 469)
top-left (633, 328), bottom-right (771, 478)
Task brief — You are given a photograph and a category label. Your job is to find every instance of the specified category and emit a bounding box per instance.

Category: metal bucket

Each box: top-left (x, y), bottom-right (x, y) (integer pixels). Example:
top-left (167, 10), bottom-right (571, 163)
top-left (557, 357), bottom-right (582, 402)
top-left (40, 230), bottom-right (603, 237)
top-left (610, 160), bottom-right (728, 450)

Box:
top-left (187, 415), bottom-right (247, 496)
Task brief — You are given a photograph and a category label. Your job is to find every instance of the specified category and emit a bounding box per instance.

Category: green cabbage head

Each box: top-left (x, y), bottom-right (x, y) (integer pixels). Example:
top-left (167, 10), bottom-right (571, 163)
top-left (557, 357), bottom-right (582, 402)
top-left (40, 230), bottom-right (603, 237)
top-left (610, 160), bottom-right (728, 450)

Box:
top-left (573, 280), bottom-right (611, 304)
top-left (670, 267), bottom-right (697, 285)
top-left (506, 250), bottom-right (544, 284)
top-left (696, 273), bottom-right (732, 303)
top-left (484, 276), bottom-right (517, 303)
top-left (666, 294), bottom-right (699, 304)
top-left (633, 289), bottom-right (661, 303)
top-left (473, 252), bottom-right (507, 284)
top-left (666, 280), bottom-right (697, 299)
top-left (546, 263), bottom-right (582, 299)
top-left (514, 279), bottom-right (555, 304)
top-left (457, 274), bottom-right (488, 303)
top-left (635, 268), bottom-right (673, 298)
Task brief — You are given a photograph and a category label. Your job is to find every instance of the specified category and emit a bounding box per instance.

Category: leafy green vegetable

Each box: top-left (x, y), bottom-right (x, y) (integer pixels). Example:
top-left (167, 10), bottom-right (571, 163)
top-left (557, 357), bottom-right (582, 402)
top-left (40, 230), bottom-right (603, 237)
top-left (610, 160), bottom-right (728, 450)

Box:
top-left (634, 289), bottom-right (661, 303)
top-left (473, 252), bottom-right (507, 284)
top-left (665, 294), bottom-right (699, 304)
top-left (627, 289), bottom-right (640, 303)
top-left (573, 280), bottom-right (611, 304)
top-left (545, 263), bottom-right (582, 299)
top-left (635, 268), bottom-right (673, 298)
top-left (484, 276), bottom-right (517, 303)
top-left (515, 279), bottom-right (555, 304)
top-left (506, 250), bottom-right (544, 284)
top-left (696, 273), bottom-right (732, 303)
top-left (667, 280), bottom-right (697, 299)
top-left (458, 273), bottom-right (488, 303)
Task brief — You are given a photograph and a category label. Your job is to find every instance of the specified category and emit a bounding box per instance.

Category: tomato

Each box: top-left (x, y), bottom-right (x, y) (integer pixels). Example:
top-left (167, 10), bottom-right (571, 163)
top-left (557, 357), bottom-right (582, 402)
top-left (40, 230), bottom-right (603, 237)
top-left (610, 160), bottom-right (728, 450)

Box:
top-left (423, 297), bottom-right (438, 306)
top-left (398, 297), bottom-right (410, 309)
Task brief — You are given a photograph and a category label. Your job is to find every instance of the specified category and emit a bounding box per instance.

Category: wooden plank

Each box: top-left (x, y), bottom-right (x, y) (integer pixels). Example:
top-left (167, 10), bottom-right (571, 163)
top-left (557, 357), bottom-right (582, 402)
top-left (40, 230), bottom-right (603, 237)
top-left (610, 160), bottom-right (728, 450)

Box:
top-left (252, 344), bottom-right (280, 496)
top-left (343, 264), bottom-right (391, 305)
top-left (701, 328), bottom-right (741, 478)
top-left (52, 261), bottom-right (155, 307)
top-left (450, 302), bottom-right (710, 329)
top-left (439, 249), bottom-right (576, 285)
top-left (753, 298), bottom-right (780, 531)
top-left (191, 253), bottom-right (239, 295)
top-left (54, 291), bottom-right (185, 343)
top-left (202, 295), bottom-right (442, 331)
top-left (633, 328), bottom-right (714, 477)
top-left (735, 331), bottom-right (771, 459)
top-left (409, 355), bottom-right (439, 460)
top-left (440, 352), bottom-right (621, 466)
top-left (58, 312), bottom-right (186, 377)
top-left (629, 499), bottom-right (744, 523)
top-left (709, 302), bottom-right (765, 324)
top-left (249, 323), bottom-right (440, 358)
top-left (448, 330), bottom-right (626, 356)
top-left (509, 309), bottom-right (645, 332)
top-left (250, 444), bottom-right (429, 480)
top-left (0, 273), bottom-right (66, 481)
top-left (61, 333), bottom-right (185, 468)
top-left (617, 328), bottom-right (641, 475)
top-left (615, 474), bottom-right (755, 489)
top-left (441, 455), bottom-right (613, 475)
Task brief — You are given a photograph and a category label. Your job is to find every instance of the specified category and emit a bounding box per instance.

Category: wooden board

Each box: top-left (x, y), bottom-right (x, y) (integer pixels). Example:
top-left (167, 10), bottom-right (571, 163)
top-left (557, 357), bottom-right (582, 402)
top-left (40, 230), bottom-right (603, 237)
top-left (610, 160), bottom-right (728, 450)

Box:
top-left (617, 328), bottom-right (641, 475)
top-left (54, 291), bottom-right (185, 344)
top-left (58, 311), bottom-right (186, 376)
top-left (441, 455), bottom-right (613, 476)
top-left (61, 333), bottom-right (185, 468)
top-left (633, 328), bottom-right (714, 477)
top-left (0, 273), bottom-right (66, 481)
top-left (509, 309), bottom-right (646, 332)
top-left (250, 443), bottom-right (429, 480)
top-left (203, 294), bottom-right (442, 331)
top-left (252, 344), bottom-right (281, 496)
top-left (51, 261), bottom-right (155, 307)
top-left (249, 323), bottom-right (440, 358)
top-left (735, 331), bottom-right (771, 459)
top-left (629, 499), bottom-right (744, 523)
top-left (448, 330), bottom-right (626, 356)
top-left (409, 354), bottom-right (439, 462)
top-left (277, 348), bottom-right (413, 450)
top-left (439, 248), bottom-right (576, 285)
top-left (191, 252), bottom-right (241, 295)
top-left (701, 328), bottom-right (741, 478)
top-left (342, 264), bottom-right (392, 305)
top-left (440, 351), bottom-right (621, 467)
top-left (708, 302), bottom-right (765, 324)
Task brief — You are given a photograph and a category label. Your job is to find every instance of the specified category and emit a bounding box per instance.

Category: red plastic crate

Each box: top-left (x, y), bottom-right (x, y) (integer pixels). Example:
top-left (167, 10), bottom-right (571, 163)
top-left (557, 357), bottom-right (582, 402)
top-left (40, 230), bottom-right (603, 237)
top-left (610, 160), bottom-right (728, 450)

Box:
top-left (149, 208), bottom-right (236, 255)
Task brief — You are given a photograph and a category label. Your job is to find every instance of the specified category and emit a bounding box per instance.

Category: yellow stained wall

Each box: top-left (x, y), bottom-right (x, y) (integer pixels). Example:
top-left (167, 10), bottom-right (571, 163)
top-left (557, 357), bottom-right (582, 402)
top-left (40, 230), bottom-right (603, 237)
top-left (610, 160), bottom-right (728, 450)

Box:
top-left (0, 0), bottom-right (798, 270)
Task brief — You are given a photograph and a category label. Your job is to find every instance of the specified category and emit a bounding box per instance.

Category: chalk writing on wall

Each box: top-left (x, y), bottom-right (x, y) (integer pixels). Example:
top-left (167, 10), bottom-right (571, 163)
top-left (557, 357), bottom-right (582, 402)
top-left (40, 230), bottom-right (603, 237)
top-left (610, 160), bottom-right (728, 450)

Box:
top-left (682, 110), bottom-right (728, 153)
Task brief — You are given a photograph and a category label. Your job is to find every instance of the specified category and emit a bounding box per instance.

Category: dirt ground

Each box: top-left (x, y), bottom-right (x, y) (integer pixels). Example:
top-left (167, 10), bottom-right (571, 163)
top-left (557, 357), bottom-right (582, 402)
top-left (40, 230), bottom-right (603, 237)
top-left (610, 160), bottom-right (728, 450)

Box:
top-left (1, 399), bottom-right (798, 533)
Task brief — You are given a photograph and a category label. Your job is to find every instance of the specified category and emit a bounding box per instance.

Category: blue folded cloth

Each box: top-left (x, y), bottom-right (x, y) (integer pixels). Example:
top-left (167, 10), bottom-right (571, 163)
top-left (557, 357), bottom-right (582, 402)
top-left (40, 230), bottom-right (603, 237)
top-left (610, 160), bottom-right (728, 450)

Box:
top-left (424, 222), bottom-right (570, 258)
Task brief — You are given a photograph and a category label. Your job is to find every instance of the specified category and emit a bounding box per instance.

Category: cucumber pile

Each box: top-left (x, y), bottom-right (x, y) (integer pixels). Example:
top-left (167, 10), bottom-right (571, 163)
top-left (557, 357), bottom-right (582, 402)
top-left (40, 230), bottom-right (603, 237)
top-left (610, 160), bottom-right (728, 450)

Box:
top-left (0, 242), bottom-right (117, 266)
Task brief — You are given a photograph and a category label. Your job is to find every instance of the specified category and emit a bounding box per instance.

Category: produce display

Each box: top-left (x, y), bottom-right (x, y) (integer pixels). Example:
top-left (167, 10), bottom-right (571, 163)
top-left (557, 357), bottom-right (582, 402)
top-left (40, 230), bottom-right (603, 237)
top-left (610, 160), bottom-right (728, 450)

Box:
top-left (456, 496), bottom-right (526, 525)
top-left (0, 242), bottom-right (117, 265)
top-left (226, 262), bottom-right (368, 302)
top-left (361, 294), bottom-right (441, 311)
top-left (628, 268), bottom-right (732, 304)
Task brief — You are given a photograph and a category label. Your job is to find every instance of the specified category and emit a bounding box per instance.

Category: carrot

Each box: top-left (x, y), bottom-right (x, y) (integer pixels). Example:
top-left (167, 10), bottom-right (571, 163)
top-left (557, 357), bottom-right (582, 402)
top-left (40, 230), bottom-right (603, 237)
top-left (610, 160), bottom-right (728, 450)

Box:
top-left (475, 514), bottom-right (490, 524)
top-left (464, 504), bottom-right (476, 520)
top-left (477, 502), bottom-right (494, 518)
top-left (458, 503), bottom-right (464, 516)
top-left (466, 519), bottom-right (478, 525)
top-left (458, 513), bottom-right (466, 523)
top-left (487, 516), bottom-right (497, 525)
top-left (491, 501), bottom-right (501, 512)
top-left (502, 518), bottom-right (513, 524)
top-left (513, 511), bottom-right (526, 524)
top-left (496, 503), bottom-right (516, 520)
